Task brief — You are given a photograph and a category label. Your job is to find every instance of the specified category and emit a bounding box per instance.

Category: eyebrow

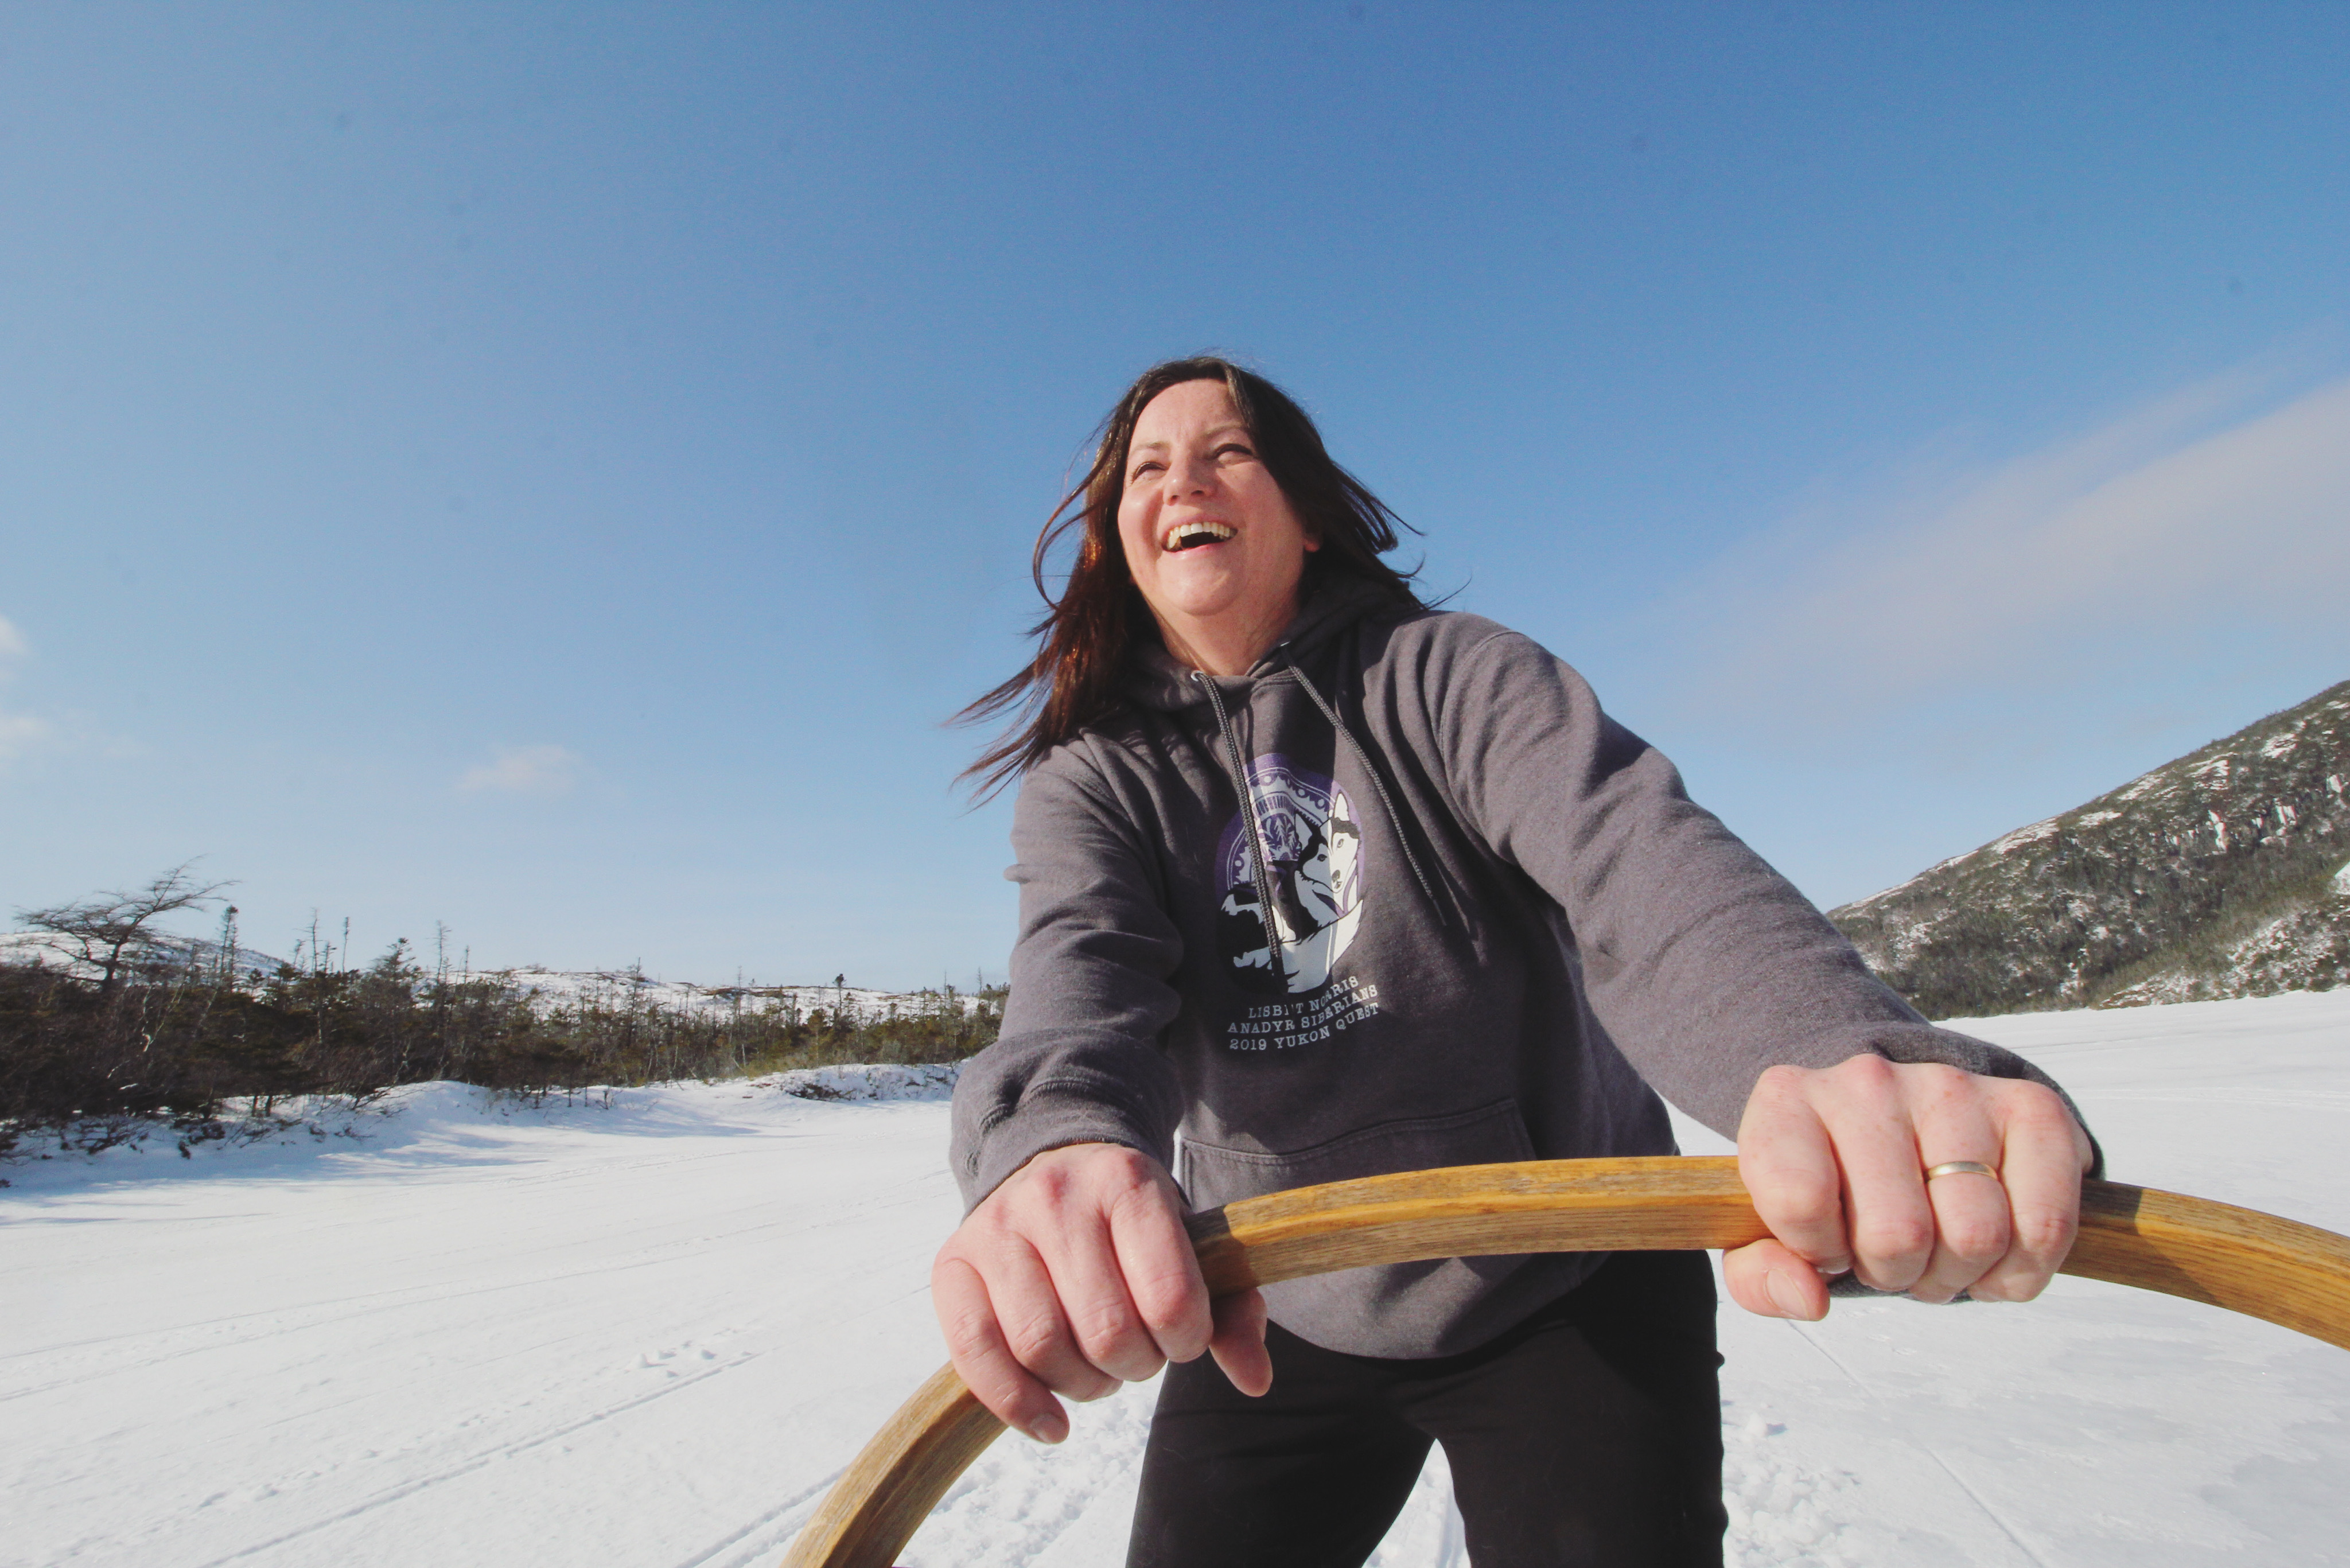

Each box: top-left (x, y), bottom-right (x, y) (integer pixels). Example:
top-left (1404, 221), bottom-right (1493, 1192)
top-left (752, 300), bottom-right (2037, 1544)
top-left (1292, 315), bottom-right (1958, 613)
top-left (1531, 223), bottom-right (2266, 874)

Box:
top-left (1129, 422), bottom-right (1252, 453)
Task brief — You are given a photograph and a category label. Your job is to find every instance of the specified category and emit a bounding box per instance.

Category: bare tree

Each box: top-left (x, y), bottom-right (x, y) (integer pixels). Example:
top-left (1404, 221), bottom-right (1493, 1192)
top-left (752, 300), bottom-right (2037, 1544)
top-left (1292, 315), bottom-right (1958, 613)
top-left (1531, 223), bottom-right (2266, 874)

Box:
top-left (15, 861), bottom-right (237, 994)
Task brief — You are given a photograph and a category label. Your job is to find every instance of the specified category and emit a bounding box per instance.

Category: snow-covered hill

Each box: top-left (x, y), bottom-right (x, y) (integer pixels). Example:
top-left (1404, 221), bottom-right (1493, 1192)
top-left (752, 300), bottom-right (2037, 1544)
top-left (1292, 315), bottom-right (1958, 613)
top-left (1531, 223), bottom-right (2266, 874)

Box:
top-left (0, 929), bottom-right (990, 1023)
top-left (1831, 679), bottom-right (2350, 1016)
top-left (488, 966), bottom-right (987, 1022)
top-left (0, 928), bottom-right (285, 985)
top-left (7, 991), bottom-right (2350, 1566)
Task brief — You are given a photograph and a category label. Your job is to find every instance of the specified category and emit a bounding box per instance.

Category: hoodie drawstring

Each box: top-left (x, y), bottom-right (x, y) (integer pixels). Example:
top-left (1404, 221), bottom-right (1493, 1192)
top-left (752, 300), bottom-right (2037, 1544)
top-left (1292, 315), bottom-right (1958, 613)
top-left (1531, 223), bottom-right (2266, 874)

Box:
top-left (1192, 671), bottom-right (1291, 981)
top-left (1276, 644), bottom-right (1450, 928)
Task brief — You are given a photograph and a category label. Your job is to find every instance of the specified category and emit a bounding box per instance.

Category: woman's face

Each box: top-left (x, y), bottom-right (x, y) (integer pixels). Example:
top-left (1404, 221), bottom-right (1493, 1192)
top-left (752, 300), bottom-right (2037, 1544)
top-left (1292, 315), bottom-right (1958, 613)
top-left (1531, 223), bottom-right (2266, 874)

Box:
top-left (1115, 379), bottom-right (1319, 670)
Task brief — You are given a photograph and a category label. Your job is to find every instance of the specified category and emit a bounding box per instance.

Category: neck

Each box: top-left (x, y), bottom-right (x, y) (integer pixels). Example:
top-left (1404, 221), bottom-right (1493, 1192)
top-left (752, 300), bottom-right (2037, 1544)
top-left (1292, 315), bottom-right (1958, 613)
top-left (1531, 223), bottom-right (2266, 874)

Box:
top-left (1153, 597), bottom-right (1298, 679)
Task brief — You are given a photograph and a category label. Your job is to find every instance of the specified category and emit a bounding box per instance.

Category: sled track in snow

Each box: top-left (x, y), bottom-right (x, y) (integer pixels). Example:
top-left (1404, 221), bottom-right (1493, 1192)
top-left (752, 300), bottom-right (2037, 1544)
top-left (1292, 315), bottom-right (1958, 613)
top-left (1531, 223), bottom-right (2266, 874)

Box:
top-left (0, 1165), bottom-right (951, 1406)
top-left (180, 1347), bottom-right (785, 1568)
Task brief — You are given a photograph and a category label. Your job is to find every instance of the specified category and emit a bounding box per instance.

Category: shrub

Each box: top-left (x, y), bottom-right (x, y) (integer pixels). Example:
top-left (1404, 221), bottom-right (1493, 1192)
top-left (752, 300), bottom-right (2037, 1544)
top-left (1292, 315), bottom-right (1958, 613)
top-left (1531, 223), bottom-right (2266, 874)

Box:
top-left (1, 927), bottom-right (1002, 1132)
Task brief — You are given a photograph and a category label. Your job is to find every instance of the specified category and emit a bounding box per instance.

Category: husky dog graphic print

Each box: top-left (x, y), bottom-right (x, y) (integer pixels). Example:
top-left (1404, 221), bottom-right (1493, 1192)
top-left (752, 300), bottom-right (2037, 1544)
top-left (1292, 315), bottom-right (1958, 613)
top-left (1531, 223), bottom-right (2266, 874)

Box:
top-left (1215, 754), bottom-right (1365, 997)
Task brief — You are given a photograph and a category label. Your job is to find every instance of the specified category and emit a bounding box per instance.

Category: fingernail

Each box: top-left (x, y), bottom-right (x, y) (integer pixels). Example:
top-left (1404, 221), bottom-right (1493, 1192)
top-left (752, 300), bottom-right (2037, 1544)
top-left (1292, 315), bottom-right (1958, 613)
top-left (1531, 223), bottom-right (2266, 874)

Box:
top-left (1813, 1258), bottom-right (1851, 1279)
top-left (1024, 1415), bottom-right (1066, 1444)
top-left (1766, 1269), bottom-right (1808, 1318)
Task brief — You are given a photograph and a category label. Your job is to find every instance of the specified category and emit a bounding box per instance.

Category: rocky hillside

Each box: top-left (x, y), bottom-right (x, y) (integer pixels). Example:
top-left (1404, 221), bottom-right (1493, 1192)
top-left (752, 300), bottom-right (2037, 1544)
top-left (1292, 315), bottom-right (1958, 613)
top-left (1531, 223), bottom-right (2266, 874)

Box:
top-left (1830, 680), bottom-right (2350, 1018)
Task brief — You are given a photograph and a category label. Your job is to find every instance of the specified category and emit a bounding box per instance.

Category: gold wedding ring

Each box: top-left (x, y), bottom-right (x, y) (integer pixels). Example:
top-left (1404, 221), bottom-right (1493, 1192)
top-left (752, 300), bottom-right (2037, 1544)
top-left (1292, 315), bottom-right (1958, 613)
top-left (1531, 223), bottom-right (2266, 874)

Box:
top-left (1924, 1160), bottom-right (1999, 1180)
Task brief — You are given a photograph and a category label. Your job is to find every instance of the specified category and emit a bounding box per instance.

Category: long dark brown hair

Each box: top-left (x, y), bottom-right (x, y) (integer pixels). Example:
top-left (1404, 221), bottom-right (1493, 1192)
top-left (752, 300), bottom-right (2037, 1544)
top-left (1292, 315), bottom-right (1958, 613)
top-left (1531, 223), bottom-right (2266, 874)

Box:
top-left (958, 356), bottom-right (1424, 798)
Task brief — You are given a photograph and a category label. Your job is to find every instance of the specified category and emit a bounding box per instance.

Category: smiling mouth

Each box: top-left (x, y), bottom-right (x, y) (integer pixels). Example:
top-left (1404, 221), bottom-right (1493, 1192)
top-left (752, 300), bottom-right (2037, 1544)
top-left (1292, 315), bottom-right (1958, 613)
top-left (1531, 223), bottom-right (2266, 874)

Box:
top-left (1164, 520), bottom-right (1235, 553)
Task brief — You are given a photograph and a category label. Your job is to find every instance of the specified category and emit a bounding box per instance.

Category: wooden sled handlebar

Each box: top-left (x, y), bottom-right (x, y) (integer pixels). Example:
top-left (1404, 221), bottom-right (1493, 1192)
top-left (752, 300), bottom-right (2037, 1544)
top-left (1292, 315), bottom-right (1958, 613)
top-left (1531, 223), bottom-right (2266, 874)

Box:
top-left (779, 1156), bottom-right (2350, 1568)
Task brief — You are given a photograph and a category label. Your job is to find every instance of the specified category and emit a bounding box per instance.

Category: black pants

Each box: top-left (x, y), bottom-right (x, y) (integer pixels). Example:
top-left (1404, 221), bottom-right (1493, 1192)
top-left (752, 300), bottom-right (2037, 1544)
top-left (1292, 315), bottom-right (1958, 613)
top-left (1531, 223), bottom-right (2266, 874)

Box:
top-left (1128, 1251), bottom-right (1726, 1568)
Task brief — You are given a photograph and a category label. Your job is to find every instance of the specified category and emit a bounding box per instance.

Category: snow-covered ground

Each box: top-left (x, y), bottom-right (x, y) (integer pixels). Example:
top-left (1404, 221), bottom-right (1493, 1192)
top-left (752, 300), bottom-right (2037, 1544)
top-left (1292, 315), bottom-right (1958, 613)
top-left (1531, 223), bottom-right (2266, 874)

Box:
top-left (6, 991), bottom-right (2349, 1566)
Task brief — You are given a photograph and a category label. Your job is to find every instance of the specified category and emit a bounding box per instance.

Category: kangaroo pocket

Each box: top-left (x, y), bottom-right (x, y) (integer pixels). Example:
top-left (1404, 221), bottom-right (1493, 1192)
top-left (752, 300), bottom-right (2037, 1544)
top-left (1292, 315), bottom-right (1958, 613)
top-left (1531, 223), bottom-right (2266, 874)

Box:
top-left (1180, 1099), bottom-right (1582, 1357)
top-left (1177, 1098), bottom-right (1536, 1210)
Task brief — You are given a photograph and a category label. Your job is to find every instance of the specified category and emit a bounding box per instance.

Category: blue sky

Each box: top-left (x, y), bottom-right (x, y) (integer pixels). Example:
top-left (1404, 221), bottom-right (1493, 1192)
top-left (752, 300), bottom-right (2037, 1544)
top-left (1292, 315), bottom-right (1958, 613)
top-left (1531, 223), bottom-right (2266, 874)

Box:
top-left (5, 2), bottom-right (2347, 988)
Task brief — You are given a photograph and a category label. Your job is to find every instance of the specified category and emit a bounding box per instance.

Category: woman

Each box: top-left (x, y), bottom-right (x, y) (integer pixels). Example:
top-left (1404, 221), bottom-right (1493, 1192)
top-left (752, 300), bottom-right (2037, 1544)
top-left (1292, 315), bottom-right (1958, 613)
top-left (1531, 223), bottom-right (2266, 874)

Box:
top-left (937, 358), bottom-right (2094, 1566)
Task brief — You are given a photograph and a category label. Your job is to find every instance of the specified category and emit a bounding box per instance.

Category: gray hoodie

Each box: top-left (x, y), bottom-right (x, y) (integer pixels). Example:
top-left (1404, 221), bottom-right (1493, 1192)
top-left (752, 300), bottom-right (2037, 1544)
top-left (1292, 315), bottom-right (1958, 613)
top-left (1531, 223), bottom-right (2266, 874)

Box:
top-left (951, 577), bottom-right (2085, 1358)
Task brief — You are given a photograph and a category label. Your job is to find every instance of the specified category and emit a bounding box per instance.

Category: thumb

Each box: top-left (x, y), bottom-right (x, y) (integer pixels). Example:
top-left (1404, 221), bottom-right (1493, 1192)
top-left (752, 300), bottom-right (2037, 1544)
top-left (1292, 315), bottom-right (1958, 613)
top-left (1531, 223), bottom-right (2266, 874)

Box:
top-left (1205, 1287), bottom-right (1273, 1397)
top-left (1723, 1238), bottom-right (1833, 1322)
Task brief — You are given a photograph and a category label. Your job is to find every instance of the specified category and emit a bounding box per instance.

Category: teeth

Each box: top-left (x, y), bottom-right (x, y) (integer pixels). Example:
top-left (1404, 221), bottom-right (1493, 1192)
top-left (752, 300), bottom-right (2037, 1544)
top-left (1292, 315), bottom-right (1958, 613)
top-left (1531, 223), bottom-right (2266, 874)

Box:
top-left (1164, 520), bottom-right (1236, 551)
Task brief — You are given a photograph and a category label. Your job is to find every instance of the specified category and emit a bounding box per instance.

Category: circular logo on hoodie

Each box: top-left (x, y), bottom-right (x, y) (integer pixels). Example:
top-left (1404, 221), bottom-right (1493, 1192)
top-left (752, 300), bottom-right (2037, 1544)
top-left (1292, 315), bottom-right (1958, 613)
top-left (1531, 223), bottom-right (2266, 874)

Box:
top-left (1216, 754), bottom-right (1365, 997)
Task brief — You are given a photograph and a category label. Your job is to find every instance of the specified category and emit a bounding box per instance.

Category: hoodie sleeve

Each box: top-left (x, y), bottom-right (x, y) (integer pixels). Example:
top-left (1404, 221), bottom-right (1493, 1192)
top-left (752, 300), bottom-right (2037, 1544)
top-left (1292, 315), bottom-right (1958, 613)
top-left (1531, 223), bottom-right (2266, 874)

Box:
top-left (948, 752), bottom-right (1191, 1211)
top-left (1433, 628), bottom-right (2099, 1167)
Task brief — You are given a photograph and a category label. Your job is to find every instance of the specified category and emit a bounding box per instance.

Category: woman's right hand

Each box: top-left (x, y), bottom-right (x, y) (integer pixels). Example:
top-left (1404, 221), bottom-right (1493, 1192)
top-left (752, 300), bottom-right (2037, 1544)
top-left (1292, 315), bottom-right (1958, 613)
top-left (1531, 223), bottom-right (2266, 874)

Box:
top-left (931, 1141), bottom-right (1273, 1442)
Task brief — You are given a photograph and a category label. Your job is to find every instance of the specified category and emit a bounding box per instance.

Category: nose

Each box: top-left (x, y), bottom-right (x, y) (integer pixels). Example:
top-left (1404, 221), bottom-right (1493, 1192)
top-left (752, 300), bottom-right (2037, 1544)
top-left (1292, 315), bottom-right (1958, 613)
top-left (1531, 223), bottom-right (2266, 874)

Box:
top-left (1167, 448), bottom-right (1219, 497)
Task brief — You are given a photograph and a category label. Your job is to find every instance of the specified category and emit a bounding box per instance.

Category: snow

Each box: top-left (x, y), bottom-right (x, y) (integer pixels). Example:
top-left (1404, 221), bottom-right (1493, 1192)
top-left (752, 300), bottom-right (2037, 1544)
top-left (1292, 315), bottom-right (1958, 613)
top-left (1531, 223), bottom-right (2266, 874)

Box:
top-left (7, 995), bottom-right (2350, 1566)
top-left (0, 929), bottom-right (283, 984)
top-left (767, 1061), bottom-right (962, 1102)
top-left (1986, 817), bottom-right (2061, 855)
top-left (0, 933), bottom-right (991, 1024)
top-left (492, 968), bottom-right (987, 1022)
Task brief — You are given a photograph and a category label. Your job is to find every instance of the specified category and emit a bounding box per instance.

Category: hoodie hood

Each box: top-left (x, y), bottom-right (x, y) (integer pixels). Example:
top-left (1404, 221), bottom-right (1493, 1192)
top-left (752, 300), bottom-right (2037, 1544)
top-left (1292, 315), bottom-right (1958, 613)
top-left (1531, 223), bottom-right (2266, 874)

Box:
top-left (1124, 572), bottom-right (1411, 713)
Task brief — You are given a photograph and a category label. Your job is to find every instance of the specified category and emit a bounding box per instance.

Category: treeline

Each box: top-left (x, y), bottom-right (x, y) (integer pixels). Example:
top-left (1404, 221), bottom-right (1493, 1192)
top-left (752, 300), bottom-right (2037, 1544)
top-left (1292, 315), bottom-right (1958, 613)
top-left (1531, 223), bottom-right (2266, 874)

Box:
top-left (2, 869), bottom-right (1002, 1137)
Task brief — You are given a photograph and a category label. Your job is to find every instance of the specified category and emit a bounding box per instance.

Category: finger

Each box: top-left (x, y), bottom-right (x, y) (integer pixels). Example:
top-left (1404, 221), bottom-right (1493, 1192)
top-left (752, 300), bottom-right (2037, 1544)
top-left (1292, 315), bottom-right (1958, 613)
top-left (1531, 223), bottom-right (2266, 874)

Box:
top-left (973, 1232), bottom-right (1123, 1403)
top-left (993, 1144), bottom-right (1182, 1387)
top-left (1722, 1238), bottom-right (1830, 1321)
top-left (1103, 1179), bottom-right (1214, 1368)
top-left (1832, 1048), bottom-right (1964, 1297)
top-left (1910, 1164), bottom-right (2011, 1303)
top-left (1205, 1287), bottom-right (1273, 1396)
top-left (1968, 1087), bottom-right (2090, 1302)
top-left (932, 1253), bottom-right (1071, 1443)
top-left (1737, 1065), bottom-right (1854, 1275)
top-left (1905, 1078), bottom-right (2014, 1302)
top-left (1034, 1193), bottom-right (1173, 1386)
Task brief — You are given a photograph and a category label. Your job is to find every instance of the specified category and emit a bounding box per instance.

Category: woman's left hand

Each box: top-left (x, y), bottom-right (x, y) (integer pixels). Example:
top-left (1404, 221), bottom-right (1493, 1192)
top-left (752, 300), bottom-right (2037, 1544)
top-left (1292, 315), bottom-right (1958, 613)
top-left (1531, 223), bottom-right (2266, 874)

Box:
top-left (1725, 1055), bottom-right (2096, 1320)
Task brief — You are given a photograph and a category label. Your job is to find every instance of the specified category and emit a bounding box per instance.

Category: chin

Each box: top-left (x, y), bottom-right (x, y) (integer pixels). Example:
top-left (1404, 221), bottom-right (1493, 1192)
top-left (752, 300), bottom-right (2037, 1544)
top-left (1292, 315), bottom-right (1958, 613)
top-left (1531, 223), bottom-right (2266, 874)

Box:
top-left (1161, 594), bottom-right (1247, 628)
top-left (1152, 564), bottom-right (1244, 612)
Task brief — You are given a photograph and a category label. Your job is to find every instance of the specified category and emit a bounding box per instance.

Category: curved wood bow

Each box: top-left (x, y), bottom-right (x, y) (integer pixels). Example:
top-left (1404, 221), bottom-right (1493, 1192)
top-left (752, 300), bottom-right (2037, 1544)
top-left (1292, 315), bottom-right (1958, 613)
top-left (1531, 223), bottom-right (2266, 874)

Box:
top-left (779, 1156), bottom-right (2350, 1568)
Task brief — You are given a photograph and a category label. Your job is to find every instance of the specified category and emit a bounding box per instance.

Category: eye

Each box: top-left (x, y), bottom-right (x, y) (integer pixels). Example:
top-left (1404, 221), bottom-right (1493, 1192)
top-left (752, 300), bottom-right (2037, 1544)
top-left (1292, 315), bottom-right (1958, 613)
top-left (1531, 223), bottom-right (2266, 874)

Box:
top-left (1129, 458), bottom-right (1164, 481)
top-left (1214, 442), bottom-right (1255, 460)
